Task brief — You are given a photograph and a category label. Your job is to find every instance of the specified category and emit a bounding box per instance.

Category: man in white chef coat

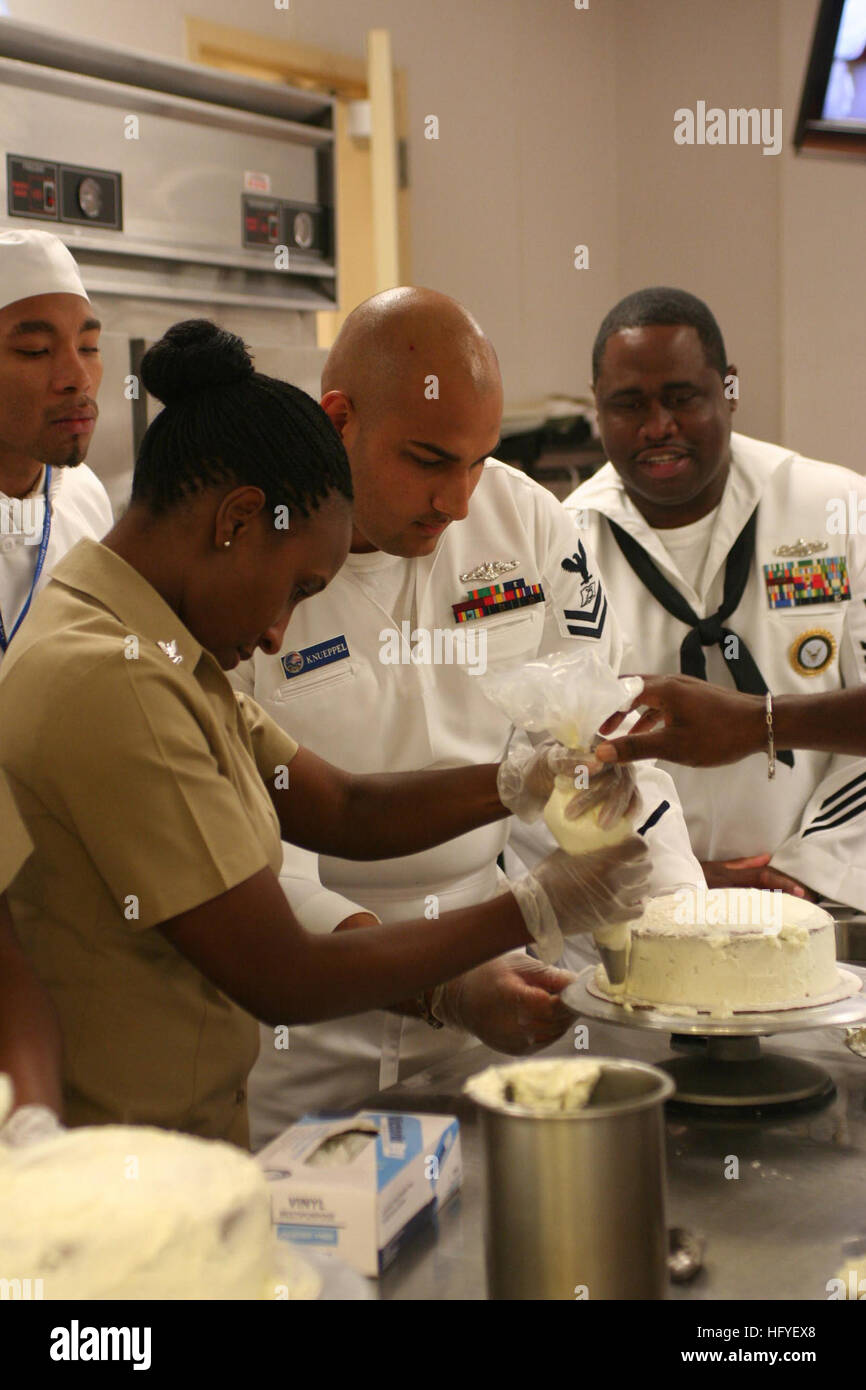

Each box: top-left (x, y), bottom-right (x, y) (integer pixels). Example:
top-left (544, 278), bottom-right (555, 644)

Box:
top-left (0, 230), bottom-right (112, 666)
top-left (233, 287), bottom-right (703, 1145)
top-left (567, 285), bottom-right (866, 910)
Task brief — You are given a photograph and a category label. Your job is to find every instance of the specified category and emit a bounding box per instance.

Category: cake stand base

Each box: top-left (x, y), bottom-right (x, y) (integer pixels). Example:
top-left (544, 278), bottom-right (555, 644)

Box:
top-left (561, 967), bottom-right (866, 1114)
top-left (659, 1036), bottom-right (835, 1110)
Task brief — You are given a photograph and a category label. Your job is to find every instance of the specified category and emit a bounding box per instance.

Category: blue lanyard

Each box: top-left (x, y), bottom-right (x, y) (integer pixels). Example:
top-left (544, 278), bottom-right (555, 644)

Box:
top-left (0, 465), bottom-right (53, 653)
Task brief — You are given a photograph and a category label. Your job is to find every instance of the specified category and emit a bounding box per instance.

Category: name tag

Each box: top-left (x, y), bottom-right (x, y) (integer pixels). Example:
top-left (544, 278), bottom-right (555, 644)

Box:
top-left (280, 635), bottom-right (350, 679)
top-left (763, 556), bottom-right (850, 609)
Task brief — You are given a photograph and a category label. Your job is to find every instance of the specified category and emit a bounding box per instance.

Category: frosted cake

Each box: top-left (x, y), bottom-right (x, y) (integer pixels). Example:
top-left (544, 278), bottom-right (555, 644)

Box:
top-left (0, 1077), bottom-right (321, 1300)
top-left (595, 888), bottom-right (845, 1016)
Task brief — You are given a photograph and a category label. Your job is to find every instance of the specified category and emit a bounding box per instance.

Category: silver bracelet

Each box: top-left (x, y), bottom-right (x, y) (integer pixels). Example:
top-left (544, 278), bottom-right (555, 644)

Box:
top-left (765, 691), bottom-right (776, 781)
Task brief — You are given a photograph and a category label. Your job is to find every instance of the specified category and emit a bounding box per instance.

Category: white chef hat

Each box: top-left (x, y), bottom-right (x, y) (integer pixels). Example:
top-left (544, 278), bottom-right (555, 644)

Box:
top-left (0, 229), bottom-right (89, 312)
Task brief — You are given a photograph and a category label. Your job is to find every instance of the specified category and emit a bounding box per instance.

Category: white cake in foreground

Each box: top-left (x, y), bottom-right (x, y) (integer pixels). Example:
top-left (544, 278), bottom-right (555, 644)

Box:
top-left (543, 774), bottom-right (632, 855)
top-left (830, 1256), bottom-right (866, 1299)
top-left (0, 1109), bottom-right (321, 1300)
top-left (465, 1059), bottom-right (602, 1114)
top-left (597, 889), bottom-right (842, 1016)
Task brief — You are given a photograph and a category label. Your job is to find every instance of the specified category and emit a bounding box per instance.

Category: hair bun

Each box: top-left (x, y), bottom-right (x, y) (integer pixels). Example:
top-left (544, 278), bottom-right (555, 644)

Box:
top-left (141, 319), bottom-right (254, 407)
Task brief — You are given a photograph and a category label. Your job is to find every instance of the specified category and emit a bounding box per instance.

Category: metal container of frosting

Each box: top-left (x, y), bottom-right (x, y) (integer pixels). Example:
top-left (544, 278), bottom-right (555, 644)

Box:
top-left (464, 1056), bottom-right (674, 1300)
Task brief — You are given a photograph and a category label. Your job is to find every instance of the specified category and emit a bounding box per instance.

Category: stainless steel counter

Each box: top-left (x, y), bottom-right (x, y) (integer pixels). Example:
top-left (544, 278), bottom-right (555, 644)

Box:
top-left (367, 1017), bottom-right (866, 1301)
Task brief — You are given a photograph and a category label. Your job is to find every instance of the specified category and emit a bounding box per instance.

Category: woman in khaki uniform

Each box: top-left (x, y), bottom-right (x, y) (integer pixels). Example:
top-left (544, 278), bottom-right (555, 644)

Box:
top-left (0, 770), bottom-right (63, 1127)
top-left (0, 320), bottom-right (648, 1147)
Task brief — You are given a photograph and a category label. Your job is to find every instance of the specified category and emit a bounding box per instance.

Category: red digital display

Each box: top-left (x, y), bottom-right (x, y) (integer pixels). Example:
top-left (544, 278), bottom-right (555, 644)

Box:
top-left (7, 157), bottom-right (58, 220)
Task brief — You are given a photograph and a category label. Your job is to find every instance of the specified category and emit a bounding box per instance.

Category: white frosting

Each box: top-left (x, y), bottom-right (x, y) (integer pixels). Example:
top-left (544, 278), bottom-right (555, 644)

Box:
top-left (465, 1059), bottom-right (602, 1114)
top-left (0, 1117), bottom-right (320, 1300)
top-left (598, 890), bottom-right (839, 1016)
top-left (0, 1074), bottom-right (12, 1126)
top-left (833, 1256), bottom-right (866, 1298)
top-left (543, 774), bottom-right (631, 855)
top-left (270, 1240), bottom-right (323, 1301)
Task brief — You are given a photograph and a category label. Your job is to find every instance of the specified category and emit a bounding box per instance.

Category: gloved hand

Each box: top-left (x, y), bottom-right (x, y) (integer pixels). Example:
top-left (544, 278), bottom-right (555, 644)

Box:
top-left (433, 951), bottom-right (577, 1054)
top-left (497, 730), bottom-right (638, 827)
top-left (563, 751), bottom-right (638, 829)
top-left (511, 837), bottom-right (651, 964)
top-left (0, 1103), bottom-right (64, 1148)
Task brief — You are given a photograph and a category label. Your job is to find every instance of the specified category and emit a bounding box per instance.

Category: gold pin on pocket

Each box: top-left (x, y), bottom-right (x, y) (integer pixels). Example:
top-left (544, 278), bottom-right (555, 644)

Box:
top-left (789, 628), bottom-right (837, 677)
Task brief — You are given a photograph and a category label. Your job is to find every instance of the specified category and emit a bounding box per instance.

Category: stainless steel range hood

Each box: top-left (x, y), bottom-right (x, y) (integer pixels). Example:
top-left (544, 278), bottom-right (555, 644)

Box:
top-left (0, 17), bottom-right (337, 311)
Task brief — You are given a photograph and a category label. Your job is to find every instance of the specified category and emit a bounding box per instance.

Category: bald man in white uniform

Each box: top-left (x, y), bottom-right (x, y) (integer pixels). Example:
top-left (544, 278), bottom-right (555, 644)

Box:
top-left (233, 289), bottom-right (703, 1145)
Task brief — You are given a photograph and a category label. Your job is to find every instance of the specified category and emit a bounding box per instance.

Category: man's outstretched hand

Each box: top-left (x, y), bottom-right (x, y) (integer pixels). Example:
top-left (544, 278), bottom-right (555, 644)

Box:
top-left (595, 674), bottom-right (766, 769)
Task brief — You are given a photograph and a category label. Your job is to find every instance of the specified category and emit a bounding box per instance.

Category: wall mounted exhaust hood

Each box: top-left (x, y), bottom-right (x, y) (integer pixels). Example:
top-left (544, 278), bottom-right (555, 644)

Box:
top-left (0, 17), bottom-right (337, 310)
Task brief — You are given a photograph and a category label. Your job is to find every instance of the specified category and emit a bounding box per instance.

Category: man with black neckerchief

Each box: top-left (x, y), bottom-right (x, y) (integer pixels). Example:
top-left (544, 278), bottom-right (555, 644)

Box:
top-left (567, 286), bottom-right (866, 911)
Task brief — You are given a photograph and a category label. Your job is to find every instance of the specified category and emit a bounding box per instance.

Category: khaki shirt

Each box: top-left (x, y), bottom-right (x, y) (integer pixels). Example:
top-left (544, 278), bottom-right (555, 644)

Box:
top-left (0, 539), bottom-right (298, 1146)
top-left (0, 768), bottom-right (32, 894)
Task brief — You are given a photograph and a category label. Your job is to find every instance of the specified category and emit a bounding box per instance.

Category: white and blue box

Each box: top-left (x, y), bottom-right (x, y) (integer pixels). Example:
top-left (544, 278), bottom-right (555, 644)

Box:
top-left (256, 1110), bottom-right (462, 1277)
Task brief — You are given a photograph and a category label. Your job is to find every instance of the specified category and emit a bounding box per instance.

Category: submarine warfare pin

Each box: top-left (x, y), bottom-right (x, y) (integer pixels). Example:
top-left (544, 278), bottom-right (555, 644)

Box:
top-left (459, 559), bottom-right (519, 584)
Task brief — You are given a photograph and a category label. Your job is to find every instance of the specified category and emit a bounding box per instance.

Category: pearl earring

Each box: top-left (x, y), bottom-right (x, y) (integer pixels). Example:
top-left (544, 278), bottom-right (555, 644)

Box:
top-left (224, 540), bottom-right (231, 548)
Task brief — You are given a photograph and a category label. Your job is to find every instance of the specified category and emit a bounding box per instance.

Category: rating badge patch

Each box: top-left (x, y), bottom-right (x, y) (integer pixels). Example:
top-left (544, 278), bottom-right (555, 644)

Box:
top-left (764, 555), bottom-right (850, 610)
top-left (560, 542), bottom-right (608, 639)
top-left (562, 586), bottom-right (608, 640)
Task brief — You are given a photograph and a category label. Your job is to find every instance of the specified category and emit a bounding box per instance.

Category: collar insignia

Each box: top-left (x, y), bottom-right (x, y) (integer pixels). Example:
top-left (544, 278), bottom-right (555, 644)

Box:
top-left (157, 639), bottom-right (183, 664)
top-left (459, 559), bottom-right (518, 584)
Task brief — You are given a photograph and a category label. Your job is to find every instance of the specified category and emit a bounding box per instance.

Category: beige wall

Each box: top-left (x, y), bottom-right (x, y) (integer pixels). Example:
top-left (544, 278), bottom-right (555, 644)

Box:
top-left (9, 0), bottom-right (865, 470)
top-left (612, 0), bottom-right (865, 474)
top-left (780, 0), bottom-right (866, 472)
top-left (612, 0), bottom-right (782, 447)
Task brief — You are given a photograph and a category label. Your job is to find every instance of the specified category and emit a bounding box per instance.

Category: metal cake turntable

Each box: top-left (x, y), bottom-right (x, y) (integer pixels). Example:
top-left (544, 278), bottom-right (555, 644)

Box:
top-left (563, 965), bottom-right (866, 1110)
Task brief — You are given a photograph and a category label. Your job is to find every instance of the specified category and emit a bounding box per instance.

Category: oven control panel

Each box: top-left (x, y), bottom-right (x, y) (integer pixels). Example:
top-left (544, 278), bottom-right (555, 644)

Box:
top-left (7, 154), bottom-right (122, 230)
top-left (242, 194), bottom-right (329, 259)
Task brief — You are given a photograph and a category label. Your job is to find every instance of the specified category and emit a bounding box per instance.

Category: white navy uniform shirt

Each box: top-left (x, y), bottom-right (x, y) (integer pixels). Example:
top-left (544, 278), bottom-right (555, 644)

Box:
top-left (0, 463), bottom-right (113, 669)
top-left (567, 432), bottom-right (866, 911)
top-left (232, 458), bottom-right (703, 1144)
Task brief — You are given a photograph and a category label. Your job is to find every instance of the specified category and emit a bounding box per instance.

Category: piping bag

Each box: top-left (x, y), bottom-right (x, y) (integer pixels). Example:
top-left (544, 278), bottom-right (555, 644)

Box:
top-left (481, 650), bottom-right (645, 985)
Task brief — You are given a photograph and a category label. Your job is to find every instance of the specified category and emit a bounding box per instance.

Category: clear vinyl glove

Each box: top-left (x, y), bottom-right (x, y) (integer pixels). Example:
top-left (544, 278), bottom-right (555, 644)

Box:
top-left (497, 729), bottom-right (638, 827)
top-left (562, 749), bottom-right (638, 829)
top-left (0, 1103), bottom-right (64, 1149)
top-left (431, 951), bottom-right (577, 1054)
top-left (511, 838), bottom-right (651, 964)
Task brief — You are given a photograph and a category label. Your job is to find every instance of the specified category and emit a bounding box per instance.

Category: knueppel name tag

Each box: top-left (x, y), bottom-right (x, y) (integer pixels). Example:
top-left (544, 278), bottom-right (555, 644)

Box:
top-left (280, 635), bottom-right (350, 680)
